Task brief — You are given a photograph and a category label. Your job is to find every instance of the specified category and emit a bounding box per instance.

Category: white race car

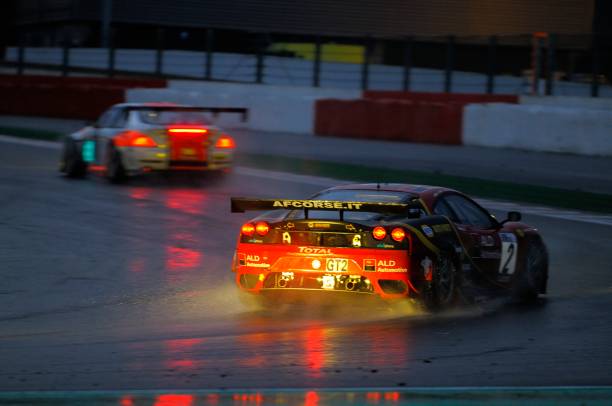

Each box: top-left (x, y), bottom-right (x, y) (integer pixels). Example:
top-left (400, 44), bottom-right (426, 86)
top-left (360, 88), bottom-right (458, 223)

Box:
top-left (60, 103), bottom-right (241, 182)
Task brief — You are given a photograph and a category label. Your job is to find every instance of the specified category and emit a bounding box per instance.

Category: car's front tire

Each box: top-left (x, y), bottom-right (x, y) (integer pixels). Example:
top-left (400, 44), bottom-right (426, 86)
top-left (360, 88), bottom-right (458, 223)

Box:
top-left (514, 238), bottom-right (548, 303)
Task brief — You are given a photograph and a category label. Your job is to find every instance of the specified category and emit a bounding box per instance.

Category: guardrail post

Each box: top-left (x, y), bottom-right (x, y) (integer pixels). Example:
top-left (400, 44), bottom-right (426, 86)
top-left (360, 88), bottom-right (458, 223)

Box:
top-left (444, 35), bottom-right (455, 93)
top-left (61, 43), bottom-right (70, 77)
top-left (108, 27), bottom-right (115, 78)
top-left (361, 36), bottom-right (371, 91)
top-left (591, 34), bottom-right (600, 98)
top-left (155, 27), bottom-right (164, 76)
top-left (312, 35), bottom-right (322, 87)
top-left (255, 34), bottom-right (265, 84)
top-left (403, 36), bottom-right (413, 91)
top-left (545, 33), bottom-right (556, 96)
top-left (486, 35), bottom-right (497, 94)
top-left (205, 28), bottom-right (214, 80)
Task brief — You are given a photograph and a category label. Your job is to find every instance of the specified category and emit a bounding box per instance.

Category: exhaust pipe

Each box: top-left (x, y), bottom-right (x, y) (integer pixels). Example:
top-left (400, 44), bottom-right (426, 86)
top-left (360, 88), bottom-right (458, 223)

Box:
top-left (345, 279), bottom-right (360, 291)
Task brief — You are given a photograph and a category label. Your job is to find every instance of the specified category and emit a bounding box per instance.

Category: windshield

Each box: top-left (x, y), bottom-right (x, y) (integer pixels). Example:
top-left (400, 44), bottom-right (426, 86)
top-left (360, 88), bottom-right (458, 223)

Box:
top-left (287, 189), bottom-right (414, 221)
top-left (137, 108), bottom-right (211, 125)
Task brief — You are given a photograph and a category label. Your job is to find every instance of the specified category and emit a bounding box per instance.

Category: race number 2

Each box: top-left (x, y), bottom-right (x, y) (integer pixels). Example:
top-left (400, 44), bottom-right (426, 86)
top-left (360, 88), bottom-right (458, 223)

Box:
top-left (498, 233), bottom-right (518, 275)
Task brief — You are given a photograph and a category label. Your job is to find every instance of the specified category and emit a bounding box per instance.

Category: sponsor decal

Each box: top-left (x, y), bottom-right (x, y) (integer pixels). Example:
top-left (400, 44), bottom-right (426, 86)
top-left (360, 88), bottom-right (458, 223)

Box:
top-left (363, 259), bottom-right (376, 272)
top-left (345, 224), bottom-right (357, 232)
top-left (377, 267), bottom-right (408, 273)
top-left (286, 222), bottom-right (295, 229)
top-left (376, 243), bottom-right (395, 249)
top-left (421, 225), bottom-right (435, 238)
top-left (246, 262), bottom-right (270, 268)
top-left (498, 233), bottom-right (518, 275)
top-left (282, 231), bottom-right (292, 244)
top-left (376, 259), bottom-right (408, 273)
top-left (239, 253), bottom-right (270, 268)
top-left (432, 224), bottom-right (451, 233)
top-left (308, 222), bottom-right (330, 229)
top-left (298, 247), bottom-right (332, 254)
top-left (273, 200), bottom-right (364, 210)
top-left (352, 234), bottom-right (362, 248)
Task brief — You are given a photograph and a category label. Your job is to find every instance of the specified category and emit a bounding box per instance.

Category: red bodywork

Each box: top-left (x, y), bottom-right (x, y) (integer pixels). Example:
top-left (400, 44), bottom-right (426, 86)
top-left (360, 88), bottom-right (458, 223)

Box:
top-left (234, 243), bottom-right (415, 299)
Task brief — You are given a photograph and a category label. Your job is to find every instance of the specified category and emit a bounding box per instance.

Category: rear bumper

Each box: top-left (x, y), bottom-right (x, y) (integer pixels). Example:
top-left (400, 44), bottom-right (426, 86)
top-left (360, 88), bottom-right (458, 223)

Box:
top-left (234, 245), bottom-right (415, 300)
top-left (117, 146), bottom-right (233, 173)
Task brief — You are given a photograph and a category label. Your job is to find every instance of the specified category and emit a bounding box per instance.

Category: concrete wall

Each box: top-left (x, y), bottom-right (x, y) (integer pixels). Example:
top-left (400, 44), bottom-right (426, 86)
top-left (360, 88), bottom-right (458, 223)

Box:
top-left (127, 81), bottom-right (360, 133)
top-left (9, 47), bottom-right (612, 97)
top-left (463, 103), bottom-right (612, 156)
top-left (520, 95), bottom-right (612, 110)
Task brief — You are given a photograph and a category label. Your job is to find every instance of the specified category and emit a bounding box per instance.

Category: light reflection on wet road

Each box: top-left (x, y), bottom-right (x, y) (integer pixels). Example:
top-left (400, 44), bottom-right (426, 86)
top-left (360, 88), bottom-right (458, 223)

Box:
top-left (0, 141), bottom-right (611, 392)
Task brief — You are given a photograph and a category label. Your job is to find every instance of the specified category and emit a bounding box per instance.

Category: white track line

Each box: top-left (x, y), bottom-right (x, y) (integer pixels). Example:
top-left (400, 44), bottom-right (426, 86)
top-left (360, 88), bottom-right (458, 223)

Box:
top-left (3, 134), bottom-right (611, 227)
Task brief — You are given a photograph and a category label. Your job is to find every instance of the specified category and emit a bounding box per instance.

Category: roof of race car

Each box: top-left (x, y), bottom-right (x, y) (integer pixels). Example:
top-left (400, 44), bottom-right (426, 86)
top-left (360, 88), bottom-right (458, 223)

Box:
top-left (326, 183), bottom-right (453, 197)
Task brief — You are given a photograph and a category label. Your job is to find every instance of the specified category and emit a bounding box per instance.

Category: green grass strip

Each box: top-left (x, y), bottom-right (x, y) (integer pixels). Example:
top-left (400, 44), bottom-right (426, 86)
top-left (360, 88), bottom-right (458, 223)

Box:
top-left (237, 153), bottom-right (612, 214)
top-left (0, 126), bottom-right (63, 141)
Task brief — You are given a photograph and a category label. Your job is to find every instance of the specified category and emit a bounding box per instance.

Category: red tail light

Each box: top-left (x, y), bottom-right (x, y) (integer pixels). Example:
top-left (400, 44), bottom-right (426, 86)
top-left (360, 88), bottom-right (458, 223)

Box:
top-left (115, 131), bottom-right (157, 148)
top-left (168, 127), bottom-right (208, 135)
top-left (215, 135), bottom-right (235, 149)
top-left (131, 135), bottom-right (157, 147)
top-left (391, 227), bottom-right (406, 242)
top-left (372, 226), bottom-right (387, 240)
top-left (241, 223), bottom-right (255, 237)
top-left (255, 221), bottom-right (270, 236)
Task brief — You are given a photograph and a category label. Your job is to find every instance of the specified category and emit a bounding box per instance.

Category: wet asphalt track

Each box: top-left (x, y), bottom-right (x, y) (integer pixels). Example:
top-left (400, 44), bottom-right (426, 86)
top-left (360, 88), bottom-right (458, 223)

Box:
top-left (0, 140), bottom-right (612, 393)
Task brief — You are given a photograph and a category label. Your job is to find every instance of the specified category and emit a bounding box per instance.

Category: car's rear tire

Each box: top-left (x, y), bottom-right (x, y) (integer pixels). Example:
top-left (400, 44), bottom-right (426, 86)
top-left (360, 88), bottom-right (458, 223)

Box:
top-left (514, 239), bottom-right (548, 303)
top-left (105, 145), bottom-right (127, 183)
top-left (61, 138), bottom-right (87, 178)
top-left (423, 255), bottom-right (459, 312)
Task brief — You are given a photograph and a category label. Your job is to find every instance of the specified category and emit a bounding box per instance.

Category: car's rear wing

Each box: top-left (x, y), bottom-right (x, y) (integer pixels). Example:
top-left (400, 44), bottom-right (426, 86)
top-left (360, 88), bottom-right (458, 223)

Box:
top-left (127, 106), bottom-right (249, 122)
top-left (231, 197), bottom-right (412, 218)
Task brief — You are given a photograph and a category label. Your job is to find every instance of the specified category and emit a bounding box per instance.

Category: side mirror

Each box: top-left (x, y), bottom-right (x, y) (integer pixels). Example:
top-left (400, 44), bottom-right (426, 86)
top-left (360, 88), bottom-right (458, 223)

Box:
top-left (502, 211), bottom-right (522, 224)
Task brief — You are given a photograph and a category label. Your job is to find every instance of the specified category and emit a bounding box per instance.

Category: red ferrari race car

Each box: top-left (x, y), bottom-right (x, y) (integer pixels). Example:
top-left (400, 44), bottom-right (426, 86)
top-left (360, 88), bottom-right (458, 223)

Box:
top-left (231, 184), bottom-right (548, 310)
top-left (60, 103), bottom-right (245, 182)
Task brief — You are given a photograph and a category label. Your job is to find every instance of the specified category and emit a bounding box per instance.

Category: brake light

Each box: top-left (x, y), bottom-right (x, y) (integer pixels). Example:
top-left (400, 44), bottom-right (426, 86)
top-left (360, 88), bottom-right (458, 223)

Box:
top-left (131, 135), bottom-right (157, 147)
top-left (215, 135), bottom-right (235, 149)
top-left (255, 221), bottom-right (270, 236)
top-left (372, 226), bottom-right (387, 240)
top-left (241, 223), bottom-right (255, 237)
top-left (115, 131), bottom-right (157, 148)
top-left (168, 128), bottom-right (208, 134)
top-left (391, 227), bottom-right (406, 242)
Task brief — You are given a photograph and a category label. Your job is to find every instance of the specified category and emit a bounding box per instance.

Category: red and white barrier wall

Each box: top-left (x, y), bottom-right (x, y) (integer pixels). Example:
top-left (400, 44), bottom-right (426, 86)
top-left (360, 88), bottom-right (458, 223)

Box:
top-left (463, 103), bottom-right (612, 156)
top-left (1, 74), bottom-right (610, 156)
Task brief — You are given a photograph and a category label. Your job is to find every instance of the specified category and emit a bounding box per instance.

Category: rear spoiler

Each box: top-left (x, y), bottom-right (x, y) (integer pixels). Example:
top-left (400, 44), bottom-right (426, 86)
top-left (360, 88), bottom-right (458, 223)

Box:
top-left (231, 197), bottom-right (410, 215)
top-left (127, 106), bottom-right (249, 122)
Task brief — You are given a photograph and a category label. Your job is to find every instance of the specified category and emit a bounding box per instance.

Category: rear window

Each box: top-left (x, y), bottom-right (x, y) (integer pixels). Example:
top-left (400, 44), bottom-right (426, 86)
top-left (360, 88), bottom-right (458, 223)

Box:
top-left (287, 189), bottom-right (414, 221)
top-left (137, 108), bottom-right (211, 125)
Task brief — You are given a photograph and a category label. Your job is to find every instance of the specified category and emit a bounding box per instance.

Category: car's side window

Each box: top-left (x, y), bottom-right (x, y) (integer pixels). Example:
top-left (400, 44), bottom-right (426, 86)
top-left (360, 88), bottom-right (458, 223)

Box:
top-left (443, 194), bottom-right (496, 229)
top-left (109, 109), bottom-right (128, 128)
top-left (433, 199), bottom-right (458, 222)
top-left (96, 109), bottom-right (115, 128)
